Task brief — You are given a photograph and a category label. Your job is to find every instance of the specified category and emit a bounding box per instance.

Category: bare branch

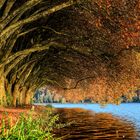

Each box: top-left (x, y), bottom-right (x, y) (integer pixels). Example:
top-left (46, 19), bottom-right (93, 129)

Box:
top-left (42, 26), bottom-right (69, 36)
top-left (2, 0), bottom-right (15, 18)
top-left (5, 55), bottom-right (27, 76)
top-left (0, 42), bottom-right (65, 68)
top-left (0, 0), bottom-right (42, 30)
top-left (4, 27), bottom-right (37, 59)
top-left (64, 76), bottom-right (95, 90)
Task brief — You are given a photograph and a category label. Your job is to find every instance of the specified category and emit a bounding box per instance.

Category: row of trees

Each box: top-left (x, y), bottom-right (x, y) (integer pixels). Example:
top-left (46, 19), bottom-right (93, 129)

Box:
top-left (0, 0), bottom-right (139, 106)
top-left (34, 87), bottom-right (140, 104)
top-left (0, 0), bottom-right (81, 106)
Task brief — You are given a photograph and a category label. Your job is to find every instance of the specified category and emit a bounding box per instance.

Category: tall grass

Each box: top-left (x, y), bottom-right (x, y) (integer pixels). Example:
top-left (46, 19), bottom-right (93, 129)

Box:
top-left (0, 110), bottom-right (61, 140)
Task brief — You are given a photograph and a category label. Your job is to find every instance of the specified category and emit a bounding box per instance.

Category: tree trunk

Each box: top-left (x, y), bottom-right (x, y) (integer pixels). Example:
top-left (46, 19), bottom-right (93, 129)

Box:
top-left (18, 87), bottom-right (27, 106)
top-left (10, 84), bottom-right (34, 106)
top-left (6, 83), bottom-right (13, 106)
top-left (25, 88), bottom-right (33, 105)
top-left (0, 71), bottom-right (7, 106)
top-left (12, 84), bottom-right (20, 107)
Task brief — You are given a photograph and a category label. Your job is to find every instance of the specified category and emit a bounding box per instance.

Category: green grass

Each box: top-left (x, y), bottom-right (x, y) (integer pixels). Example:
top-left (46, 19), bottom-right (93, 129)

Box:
top-left (0, 110), bottom-right (61, 140)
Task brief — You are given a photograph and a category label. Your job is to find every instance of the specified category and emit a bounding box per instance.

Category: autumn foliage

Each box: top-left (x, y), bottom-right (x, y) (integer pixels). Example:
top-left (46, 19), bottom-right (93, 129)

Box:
top-left (0, 0), bottom-right (139, 106)
top-left (47, 0), bottom-right (140, 103)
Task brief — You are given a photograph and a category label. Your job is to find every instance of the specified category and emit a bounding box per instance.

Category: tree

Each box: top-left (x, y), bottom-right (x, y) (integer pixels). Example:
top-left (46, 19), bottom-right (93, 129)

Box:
top-left (0, 0), bottom-right (81, 106)
top-left (0, 0), bottom-right (139, 106)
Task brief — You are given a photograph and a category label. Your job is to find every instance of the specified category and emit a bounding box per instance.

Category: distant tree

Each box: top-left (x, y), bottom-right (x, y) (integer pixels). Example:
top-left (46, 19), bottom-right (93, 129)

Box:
top-left (34, 89), bottom-right (41, 103)
top-left (59, 97), bottom-right (66, 103)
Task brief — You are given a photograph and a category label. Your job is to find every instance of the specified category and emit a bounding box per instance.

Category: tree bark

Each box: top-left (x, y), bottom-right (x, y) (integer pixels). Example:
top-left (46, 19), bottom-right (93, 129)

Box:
top-left (0, 68), bottom-right (7, 106)
top-left (18, 87), bottom-right (27, 106)
top-left (0, 75), bottom-right (7, 106)
top-left (12, 84), bottom-right (20, 106)
top-left (0, 0), bottom-right (76, 47)
top-left (25, 88), bottom-right (34, 105)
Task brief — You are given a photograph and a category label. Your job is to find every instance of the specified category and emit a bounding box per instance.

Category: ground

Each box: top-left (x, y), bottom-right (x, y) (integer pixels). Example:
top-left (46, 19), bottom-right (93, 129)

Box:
top-left (0, 105), bottom-right (48, 129)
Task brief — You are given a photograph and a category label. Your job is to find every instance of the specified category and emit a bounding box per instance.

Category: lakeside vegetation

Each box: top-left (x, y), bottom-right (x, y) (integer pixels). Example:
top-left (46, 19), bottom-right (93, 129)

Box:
top-left (0, 108), bottom-right (61, 140)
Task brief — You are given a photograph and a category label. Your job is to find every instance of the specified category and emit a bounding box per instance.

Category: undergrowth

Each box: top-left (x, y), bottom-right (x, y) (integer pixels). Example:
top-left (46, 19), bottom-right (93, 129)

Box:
top-left (0, 110), bottom-right (61, 140)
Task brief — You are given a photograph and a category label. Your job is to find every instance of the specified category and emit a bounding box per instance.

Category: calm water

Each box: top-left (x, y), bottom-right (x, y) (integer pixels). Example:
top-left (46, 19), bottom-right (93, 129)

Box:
top-left (37, 103), bottom-right (140, 139)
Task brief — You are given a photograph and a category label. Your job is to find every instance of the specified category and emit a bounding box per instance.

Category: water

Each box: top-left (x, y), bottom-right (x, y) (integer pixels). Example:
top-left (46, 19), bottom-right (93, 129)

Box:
top-left (52, 103), bottom-right (140, 129)
top-left (36, 103), bottom-right (140, 139)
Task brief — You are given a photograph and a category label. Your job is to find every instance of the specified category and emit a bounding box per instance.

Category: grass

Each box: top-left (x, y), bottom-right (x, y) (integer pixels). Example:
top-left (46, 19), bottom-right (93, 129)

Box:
top-left (0, 110), bottom-right (61, 140)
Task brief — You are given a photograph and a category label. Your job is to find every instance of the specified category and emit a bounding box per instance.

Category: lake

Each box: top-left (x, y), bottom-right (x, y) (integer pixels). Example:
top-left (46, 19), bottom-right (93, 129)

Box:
top-left (37, 103), bottom-right (140, 139)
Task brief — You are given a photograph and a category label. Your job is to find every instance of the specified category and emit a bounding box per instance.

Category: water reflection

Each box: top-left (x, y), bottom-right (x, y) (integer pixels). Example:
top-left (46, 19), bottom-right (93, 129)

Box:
top-left (54, 108), bottom-right (137, 140)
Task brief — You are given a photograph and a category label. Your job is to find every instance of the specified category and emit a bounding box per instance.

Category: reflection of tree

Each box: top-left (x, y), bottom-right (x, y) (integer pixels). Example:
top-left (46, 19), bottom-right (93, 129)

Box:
top-left (54, 108), bottom-right (137, 139)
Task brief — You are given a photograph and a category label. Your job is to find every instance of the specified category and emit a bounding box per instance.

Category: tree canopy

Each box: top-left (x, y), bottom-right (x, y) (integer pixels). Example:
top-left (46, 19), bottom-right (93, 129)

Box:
top-left (0, 0), bottom-right (139, 106)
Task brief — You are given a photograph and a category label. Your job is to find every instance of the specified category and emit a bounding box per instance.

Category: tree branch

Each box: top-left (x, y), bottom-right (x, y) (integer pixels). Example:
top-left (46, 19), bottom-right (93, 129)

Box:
top-left (4, 27), bottom-right (37, 59)
top-left (2, 0), bottom-right (16, 19)
top-left (5, 55), bottom-right (27, 76)
top-left (64, 76), bottom-right (95, 90)
top-left (0, 0), bottom-right (77, 47)
top-left (0, 0), bottom-right (42, 30)
top-left (0, 0), bottom-right (6, 9)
